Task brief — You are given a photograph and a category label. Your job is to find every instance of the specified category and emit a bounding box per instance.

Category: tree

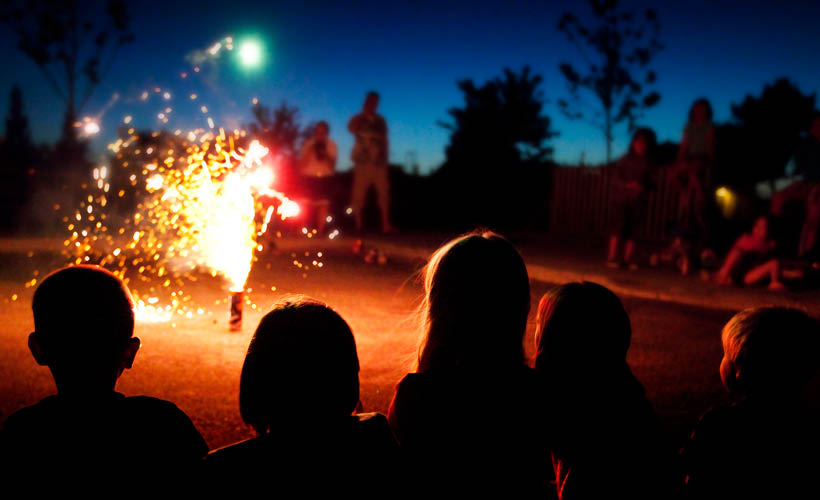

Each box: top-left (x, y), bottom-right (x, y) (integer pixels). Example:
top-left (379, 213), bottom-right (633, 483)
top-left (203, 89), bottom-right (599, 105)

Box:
top-left (436, 66), bottom-right (557, 229)
top-left (3, 85), bottom-right (36, 166)
top-left (727, 78), bottom-right (817, 185)
top-left (556, 0), bottom-right (662, 163)
top-left (247, 100), bottom-right (311, 189)
top-left (1, 0), bottom-right (134, 144)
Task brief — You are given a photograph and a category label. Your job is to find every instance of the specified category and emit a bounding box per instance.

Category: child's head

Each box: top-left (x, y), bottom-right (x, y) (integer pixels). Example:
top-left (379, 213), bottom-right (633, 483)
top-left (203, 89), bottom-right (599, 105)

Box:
top-left (29, 265), bottom-right (139, 394)
top-left (629, 127), bottom-right (657, 158)
top-left (534, 282), bottom-right (631, 374)
top-left (315, 121), bottom-right (329, 139)
top-left (720, 307), bottom-right (820, 397)
top-left (416, 231), bottom-right (530, 373)
top-left (751, 215), bottom-right (770, 241)
top-left (239, 296), bottom-right (359, 434)
top-left (689, 98), bottom-right (713, 124)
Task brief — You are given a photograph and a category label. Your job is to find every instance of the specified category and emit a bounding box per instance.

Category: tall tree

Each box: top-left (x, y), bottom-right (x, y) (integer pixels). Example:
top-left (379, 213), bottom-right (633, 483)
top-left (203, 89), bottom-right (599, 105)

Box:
top-left (247, 100), bottom-right (310, 183)
top-left (3, 85), bottom-right (35, 163)
top-left (557, 0), bottom-right (662, 163)
top-left (436, 66), bottom-right (557, 228)
top-left (729, 78), bottom-right (816, 185)
top-left (1, 0), bottom-right (134, 143)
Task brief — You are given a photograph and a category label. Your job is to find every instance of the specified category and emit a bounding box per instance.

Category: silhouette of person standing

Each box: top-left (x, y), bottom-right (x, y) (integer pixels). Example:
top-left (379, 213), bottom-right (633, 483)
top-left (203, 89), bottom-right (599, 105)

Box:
top-left (348, 91), bottom-right (393, 233)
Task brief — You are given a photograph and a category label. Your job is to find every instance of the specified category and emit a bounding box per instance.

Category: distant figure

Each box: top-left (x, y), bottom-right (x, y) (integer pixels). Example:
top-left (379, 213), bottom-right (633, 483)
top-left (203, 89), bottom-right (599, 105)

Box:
top-left (715, 216), bottom-right (785, 290)
top-left (667, 98), bottom-right (716, 274)
top-left (682, 307), bottom-right (820, 498)
top-left (0, 265), bottom-right (208, 483)
top-left (205, 297), bottom-right (399, 492)
top-left (299, 121), bottom-right (338, 233)
top-left (533, 282), bottom-right (679, 499)
top-left (387, 231), bottom-right (549, 496)
top-left (773, 112), bottom-right (820, 258)
top-left (607, 127), bottom-right (658, 269)
top-left (348, 91), bottom-right (393, 233)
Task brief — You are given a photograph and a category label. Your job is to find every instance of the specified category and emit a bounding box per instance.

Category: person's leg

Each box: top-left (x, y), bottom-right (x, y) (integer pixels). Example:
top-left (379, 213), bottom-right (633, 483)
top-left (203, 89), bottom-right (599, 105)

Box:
top-left (350, 166), bottom-right (370, 230)
top-left (373, 166), bottom-right (393, 233)
top-left (743, 259), bottom-right (784, 290)
top-left (607, 235), bottom-right (620, 264)
top-left (624, 240), bottom-right (636, 266)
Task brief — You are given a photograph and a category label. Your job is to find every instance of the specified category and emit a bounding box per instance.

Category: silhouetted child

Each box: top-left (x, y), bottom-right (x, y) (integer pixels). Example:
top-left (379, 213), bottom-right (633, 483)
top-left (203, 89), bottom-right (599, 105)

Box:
top-left (0, 265), bottom-right (207, 482)
top-left (205, 296), bottom-right (399, 492)
top-left (534, 282), bottom-right (679, 499)
top-left (387, 231), bottom-right (549, 496)
top-left (715, 216), bottom-right (784, 290)
top-left (607, 128), bottom-right (658, 269)
top-left (682, 307), bottom-right (820, 498)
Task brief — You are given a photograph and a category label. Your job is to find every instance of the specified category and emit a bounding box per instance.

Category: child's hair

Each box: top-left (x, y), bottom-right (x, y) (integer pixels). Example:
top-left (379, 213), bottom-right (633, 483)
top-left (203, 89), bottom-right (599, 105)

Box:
top-left (32, 265), bottom-right (135, 366)
top-left (534, 282), bottom-right (631, 373)
top-left (239, 296), bottom-right (359, 434)
top-left (416, 231), bottom-right (530, 372)
top-left (721, 307), bottom-right (820, 396)
top-left (688, 98), bottom-right (713, 123)
top-left (627, 127), bottom-right (657, 158)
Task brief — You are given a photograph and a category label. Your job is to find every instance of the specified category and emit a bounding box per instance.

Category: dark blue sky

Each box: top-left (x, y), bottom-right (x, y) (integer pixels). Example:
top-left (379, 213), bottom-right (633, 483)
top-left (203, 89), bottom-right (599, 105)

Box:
top-left (2, 0), bottom-right (820, 172)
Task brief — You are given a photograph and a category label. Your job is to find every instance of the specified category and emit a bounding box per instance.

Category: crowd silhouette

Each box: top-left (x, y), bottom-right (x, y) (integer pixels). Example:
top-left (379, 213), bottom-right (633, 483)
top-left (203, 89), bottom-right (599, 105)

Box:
top-left (2, 232), bottom-right (819, 497)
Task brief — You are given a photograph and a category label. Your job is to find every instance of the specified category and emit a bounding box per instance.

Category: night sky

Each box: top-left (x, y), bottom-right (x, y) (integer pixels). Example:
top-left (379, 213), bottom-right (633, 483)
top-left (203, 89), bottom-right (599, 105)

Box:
top-left (1, 0), bottom-right (819, 172)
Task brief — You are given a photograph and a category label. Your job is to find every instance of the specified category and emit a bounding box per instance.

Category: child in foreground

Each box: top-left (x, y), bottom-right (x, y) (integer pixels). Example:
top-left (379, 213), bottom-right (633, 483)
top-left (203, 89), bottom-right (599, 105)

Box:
top-left (0, 265), bottom-right (208, 483)
top-left (533, 282), bottom-right (679, 499)
top-left (682, 307), bottom-right (820, 498)
top-left (205, 296), bottom-right (399, 491)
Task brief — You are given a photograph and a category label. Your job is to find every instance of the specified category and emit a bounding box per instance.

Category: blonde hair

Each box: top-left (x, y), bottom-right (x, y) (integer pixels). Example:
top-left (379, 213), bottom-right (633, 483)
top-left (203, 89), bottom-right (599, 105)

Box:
top-left (416, 231), bottom-right (530, 373)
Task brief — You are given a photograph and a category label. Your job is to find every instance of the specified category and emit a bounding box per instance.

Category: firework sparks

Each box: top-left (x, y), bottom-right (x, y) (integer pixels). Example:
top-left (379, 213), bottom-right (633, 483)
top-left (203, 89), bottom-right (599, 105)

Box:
top-left (65, 128), bottom-right (300, 322)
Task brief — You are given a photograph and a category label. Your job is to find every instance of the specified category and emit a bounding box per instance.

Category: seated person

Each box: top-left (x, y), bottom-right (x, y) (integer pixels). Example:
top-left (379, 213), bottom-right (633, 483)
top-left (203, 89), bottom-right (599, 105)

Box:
top-left (533, 282), bottom-right (680, 499)
top-left (205, 296), bottom-right (399, 491)
top-left (682, 307), bottom-right (820, 498)
top-left (298, 121), bottom-right (338, 233)
top-left (0, 265), bottom-right (208, 483)
top-left (387, 232), bottom-right (549, 497)
top-left (715, 216), bottom-right (784, 290)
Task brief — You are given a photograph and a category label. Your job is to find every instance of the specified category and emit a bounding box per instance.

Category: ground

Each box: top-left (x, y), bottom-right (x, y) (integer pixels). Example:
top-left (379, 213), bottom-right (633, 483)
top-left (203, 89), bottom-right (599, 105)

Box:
top-left (0, 236), bottom-right (731, 451)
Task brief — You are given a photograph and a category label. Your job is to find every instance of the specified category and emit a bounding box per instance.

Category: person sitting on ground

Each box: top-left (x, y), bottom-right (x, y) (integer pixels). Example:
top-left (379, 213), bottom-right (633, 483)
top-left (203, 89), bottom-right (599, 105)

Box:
top-left (0, 265), bottom-right (208, 483)
top-left (715, 215), bottom-right (785, 290)
top-left (533, 281), bottom-right (680, 499)
top-left (298, 121), bottom-right (338, 233)
top-left (682, 307), bottom-right (820, 498)
top-left (607, 127), bottom-right (658, 269)
top-left (387, 231), bottom-right (550, 496)
top-left (205, 296), bottom-right (399, 491)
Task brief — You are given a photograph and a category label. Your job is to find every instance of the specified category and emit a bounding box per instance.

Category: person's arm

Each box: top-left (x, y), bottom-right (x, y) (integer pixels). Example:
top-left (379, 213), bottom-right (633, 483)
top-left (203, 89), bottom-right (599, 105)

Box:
top-left (348, 113), bottom-right (363, 134)
top-left (328, 140), bottom-right (338, 170)
top-left (676, 128), bottom-right (690, 164)
top-left (716, 238), bottom-right (744, 284)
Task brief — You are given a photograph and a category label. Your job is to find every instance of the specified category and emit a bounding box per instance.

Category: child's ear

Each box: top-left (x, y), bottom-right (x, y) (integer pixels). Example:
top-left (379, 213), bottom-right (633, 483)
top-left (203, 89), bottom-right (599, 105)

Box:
top-left (122, 337), bottom-right (141, 369)
top-left (720, 357), bottom-right (743, 394)
top-left (28, 332), bottom-right (48, 366)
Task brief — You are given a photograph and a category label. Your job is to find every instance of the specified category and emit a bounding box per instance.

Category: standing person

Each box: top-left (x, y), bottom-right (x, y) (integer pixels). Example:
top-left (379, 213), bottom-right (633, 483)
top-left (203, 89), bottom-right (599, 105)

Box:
top-left (348, 91), bottom-right (393, 233)
top-left (387, 231), bottom-right (549, 496)
top-left (299, 121), bottom-right (338, 233)
top-left (667, 98), bottom-right (716, 274)
top-left (607, 127), bottom-right (658, 269)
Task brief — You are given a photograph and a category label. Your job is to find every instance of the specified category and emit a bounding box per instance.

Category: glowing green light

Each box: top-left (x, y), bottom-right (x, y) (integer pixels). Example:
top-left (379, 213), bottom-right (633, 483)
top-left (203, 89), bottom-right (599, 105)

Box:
top-left (238, 40), bottom-right (263, 68)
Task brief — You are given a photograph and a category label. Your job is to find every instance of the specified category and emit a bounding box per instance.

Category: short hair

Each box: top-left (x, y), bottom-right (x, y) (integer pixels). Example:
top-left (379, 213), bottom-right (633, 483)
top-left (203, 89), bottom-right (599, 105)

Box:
top-left (534, 282), bottom-right (631, 373)
top-left (722, 307), bottom-right (820, 395)
top-left (316, 121), bottom-right (329, 133)
top-left (366, 91), bottom-right (380, 101)
top-left (32, 265), bottom-right (135, 362)
top-left (239, 296), bottom-right (359, 434)
top-left (688, 98), bottom-right (713, 123)
top-left (416, 231), bottom-right (530, 372)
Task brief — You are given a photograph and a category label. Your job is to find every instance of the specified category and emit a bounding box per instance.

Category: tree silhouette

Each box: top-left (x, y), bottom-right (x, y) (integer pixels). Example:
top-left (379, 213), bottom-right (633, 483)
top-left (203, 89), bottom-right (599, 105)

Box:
top-left (557, 0), bottom-right (662, 163)
top-left (1, 0), bottom-right (134, 144)
top-left (436, 66), bottom-right (557, 228)
top-left (1, 85), bottom-right (38, 230)
top-left (247, 100), bottom-right (311, 187)
top-left (728, 78), bottom-right (817, 185)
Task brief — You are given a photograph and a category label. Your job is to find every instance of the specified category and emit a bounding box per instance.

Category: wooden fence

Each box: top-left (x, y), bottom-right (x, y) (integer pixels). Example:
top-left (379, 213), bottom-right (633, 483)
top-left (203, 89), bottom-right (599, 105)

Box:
top-left (549, 165), bottom-right (682, 241)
